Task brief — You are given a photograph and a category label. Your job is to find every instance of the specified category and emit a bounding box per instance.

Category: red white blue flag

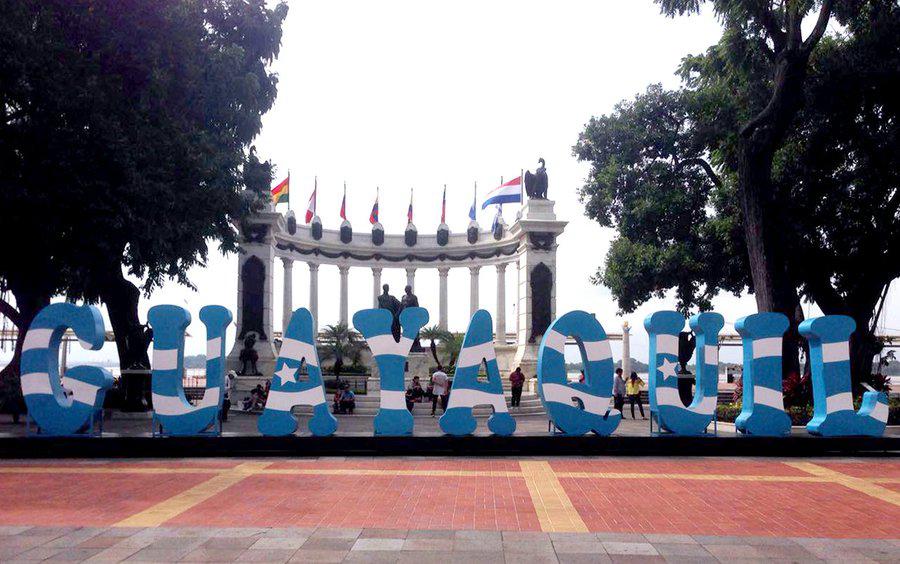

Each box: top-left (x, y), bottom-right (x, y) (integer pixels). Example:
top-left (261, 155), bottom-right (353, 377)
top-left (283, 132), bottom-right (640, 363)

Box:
top-left (407, 189), bottom-right (414, 223)
top-left (440, 185), bottom-right (446, 223)
top-left (340, 182), bottom-right (347, 220)
top-left (369, 189), bottom-right (379, 224)
top-left (482, 176), bottom-right (522, 209)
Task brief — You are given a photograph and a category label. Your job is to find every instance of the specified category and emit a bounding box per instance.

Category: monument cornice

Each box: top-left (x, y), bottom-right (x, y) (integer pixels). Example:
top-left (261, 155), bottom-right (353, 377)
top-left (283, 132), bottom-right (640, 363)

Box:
top-left (272, 224), bottom-right (520, 268)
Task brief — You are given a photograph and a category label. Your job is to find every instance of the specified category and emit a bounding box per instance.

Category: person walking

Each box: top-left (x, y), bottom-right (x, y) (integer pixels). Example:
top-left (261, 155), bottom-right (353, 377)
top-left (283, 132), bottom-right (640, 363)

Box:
top-left (430, 365), bottom-right (449, 417)
top-left (509, 367), bottom-right (525, 408)
top-left (613, 368), bottom-right (626, 416)
top-left (626, 371), bottom-right (646, 419)
top-left (221, 371), bottom-right (236, 422)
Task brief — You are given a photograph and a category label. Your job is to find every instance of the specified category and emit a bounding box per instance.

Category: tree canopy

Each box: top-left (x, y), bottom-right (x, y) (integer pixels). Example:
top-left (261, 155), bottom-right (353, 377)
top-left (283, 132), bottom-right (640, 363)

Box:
top-left (575, 1), bottom-right (899, 382)
top-left (0, 1), bottom-right (287, 381)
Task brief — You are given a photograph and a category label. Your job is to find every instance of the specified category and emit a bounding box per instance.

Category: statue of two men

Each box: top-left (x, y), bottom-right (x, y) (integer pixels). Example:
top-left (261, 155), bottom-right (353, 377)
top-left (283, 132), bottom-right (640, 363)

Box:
top-left (378, 284), bottom-right (421, 348)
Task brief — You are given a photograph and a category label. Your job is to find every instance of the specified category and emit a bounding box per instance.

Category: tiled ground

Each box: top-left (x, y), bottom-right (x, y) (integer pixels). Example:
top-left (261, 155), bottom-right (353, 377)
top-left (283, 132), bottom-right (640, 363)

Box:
top-left (0, 457), bottom-right (898, 562)
top-left (0, 525), bottom-right (899, 562)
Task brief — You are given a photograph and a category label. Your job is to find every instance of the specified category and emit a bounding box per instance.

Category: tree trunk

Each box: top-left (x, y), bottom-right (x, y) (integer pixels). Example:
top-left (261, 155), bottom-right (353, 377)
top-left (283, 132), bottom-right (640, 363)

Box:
top-left (0, 287), bottom-right (51, 420)
top-left (99, 267), bottom-right (152, 411)
top-left (737, 48), bottom-right (814, 379)
top-left (99, 270), bottom-right (150, 370)
top-left (429, 340), bottom-right (440, 366)
top-left (736, 141), bottom-right (804, 377)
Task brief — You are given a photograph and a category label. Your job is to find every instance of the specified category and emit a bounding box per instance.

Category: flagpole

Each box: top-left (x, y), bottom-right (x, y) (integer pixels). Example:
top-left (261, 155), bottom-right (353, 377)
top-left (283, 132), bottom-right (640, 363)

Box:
top-left (520, 168), bottom-right (524, 204)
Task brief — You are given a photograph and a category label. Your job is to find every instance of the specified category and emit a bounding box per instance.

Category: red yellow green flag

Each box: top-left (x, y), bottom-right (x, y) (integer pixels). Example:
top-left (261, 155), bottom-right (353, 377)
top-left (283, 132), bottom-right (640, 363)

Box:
top-left (271, 176), bottom-right (289, 205)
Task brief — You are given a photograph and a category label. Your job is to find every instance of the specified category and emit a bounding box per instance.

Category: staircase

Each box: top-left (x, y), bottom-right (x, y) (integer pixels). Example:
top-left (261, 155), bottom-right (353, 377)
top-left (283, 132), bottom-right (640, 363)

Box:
top-left (294, 391), bottom-right (547, 417)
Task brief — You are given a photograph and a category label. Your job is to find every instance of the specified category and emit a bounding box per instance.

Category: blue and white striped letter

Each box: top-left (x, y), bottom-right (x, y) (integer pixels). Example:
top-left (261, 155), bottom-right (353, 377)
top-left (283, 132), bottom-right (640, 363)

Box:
top-left (645, 310), bottom-right (723, 435)
top-left (259, 308), bottom-right (337, 436)
top-left (734, 313), bottom-right (791, 436)
top-left (537, 310), bottom-right (620, 435)
top-left (148, 304), bottom-right (231, 436)
top-left (439, 310), bottom-right (515, 436)
top-left (801, 316), bottom-right (888, 437)
top-left (353, 306), bottom-right (429, 435)
top-left (20, 303), bottom-right (114, 435)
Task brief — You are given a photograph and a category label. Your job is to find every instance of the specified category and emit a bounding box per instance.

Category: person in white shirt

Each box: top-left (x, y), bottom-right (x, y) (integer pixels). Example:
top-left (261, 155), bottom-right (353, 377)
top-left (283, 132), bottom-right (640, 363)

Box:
top-left (430, 365), bottom-right (449, 417)
top-left (222, 371), bottom-right (236, 422)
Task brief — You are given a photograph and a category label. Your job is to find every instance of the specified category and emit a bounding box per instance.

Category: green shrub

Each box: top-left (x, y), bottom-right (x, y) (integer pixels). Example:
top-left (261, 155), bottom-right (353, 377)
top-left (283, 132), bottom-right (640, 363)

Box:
top-left (716, 403), bottom-right (741, 423)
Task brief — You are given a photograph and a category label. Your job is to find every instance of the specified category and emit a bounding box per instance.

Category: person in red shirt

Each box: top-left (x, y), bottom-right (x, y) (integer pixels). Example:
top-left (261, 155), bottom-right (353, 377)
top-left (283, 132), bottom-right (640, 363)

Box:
top-left (509, 367), bottom-right (525, 408)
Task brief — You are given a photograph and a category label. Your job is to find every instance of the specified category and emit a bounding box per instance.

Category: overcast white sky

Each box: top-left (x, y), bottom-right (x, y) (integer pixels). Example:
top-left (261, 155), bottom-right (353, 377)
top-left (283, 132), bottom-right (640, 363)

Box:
top-left (5, 1), bottom-right (898, 366)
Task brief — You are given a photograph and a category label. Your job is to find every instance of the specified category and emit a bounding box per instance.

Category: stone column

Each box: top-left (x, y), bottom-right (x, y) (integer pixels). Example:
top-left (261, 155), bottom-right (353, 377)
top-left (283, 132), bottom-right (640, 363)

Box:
top-left (495, 263), bottom-right (507, 344)
top-left (339, 265), bottom-right (350, 325)
top-left (405, 267), bottom-right (416, 292)
top-left (372, 267), bottom-right (382, 308)
top-left (622, 321), bottom-right (631, 378)
top-left (281, 258), bottom-right (293, 333)
top-left (469, 266), bottom-right (480, 316)
top-left (309, 263), bottom-right (319, 335)
top-left (515, 258), bottom-right (520, 344)
top-left (438, 267), bottom-right (449, 329)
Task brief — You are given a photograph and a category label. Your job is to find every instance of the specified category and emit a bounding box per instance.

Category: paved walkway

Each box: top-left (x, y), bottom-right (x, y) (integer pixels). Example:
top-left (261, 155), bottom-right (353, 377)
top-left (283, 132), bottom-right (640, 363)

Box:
top-left (0, 457), bottom-right (898, 562)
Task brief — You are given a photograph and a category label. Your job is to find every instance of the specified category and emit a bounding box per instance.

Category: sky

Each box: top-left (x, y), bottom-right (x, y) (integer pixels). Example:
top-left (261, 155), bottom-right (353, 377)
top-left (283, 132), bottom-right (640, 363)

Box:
top-left (4, 1), bottom-right (898, 367)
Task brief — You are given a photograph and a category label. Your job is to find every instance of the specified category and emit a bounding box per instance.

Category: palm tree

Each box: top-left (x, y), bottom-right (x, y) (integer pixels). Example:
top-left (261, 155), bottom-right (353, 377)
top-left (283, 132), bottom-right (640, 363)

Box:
top-left (317, 322), bottom-right (364, 378)
top-left (442, 332), bottom-right (466, 369)
top-left (419, 325), bottom-right (453, 367)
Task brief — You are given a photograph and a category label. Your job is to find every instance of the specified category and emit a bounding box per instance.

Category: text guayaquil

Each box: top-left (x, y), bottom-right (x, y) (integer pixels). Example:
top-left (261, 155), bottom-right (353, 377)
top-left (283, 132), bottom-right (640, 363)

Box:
top-left (20, 303), bottom-right (889, 438)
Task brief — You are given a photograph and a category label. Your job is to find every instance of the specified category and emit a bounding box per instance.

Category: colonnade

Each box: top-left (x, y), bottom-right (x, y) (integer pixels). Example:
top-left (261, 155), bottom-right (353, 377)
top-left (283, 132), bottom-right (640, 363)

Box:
top-left (279, 259), bottom-right (513, 342)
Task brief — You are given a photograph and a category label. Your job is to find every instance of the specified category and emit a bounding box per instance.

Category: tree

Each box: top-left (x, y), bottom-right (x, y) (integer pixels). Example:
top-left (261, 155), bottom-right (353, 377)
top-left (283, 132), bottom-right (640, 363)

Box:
top-left (317, 323), bottom-right (365, 377)
top-left (0, 1), bottom-right (287, 391)
top-left (574, 2), bottom-right (900, 385)
top-left (419, 325), bottom-right (454, 367)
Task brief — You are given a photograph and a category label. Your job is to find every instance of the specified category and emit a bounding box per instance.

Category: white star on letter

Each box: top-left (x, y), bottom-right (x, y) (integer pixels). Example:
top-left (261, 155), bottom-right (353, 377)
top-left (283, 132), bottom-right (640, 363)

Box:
top-left (275, 364), bottom-right (297, 385)
top-left (658, 358), bottom-right (678, 380)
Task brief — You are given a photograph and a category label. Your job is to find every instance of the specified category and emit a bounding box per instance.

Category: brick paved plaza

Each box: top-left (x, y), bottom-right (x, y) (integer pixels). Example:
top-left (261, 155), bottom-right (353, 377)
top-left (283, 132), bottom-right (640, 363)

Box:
top-left (0, 456), bottom-right (898, 562)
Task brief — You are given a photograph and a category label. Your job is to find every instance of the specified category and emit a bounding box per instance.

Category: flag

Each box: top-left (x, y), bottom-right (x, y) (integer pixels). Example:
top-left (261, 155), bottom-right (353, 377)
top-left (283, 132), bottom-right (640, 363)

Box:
top-left (440, 185), bottom-right (446, 224)
top-left (468, 182), bottom-right (477, 221)
top-left (340, 182), bottom-right (347, 220)
top-left (407, 189), bottom-right (413, 223)
top-left (305, 177), bottom-right (317, 223)
top-left (482, 176), bottom-right (522, 209)
top-left (492, 205), bottom-right (502, 232)
top-left (271, 175), bottom-right (289, 205)
top-left (369, 189), bottom-right (379, 224)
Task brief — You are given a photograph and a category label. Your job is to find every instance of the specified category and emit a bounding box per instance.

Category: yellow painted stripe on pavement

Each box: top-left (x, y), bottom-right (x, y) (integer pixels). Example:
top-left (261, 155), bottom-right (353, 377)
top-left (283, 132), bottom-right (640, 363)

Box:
top-left (113, 462), bottom-right (271, 527)
top-left (786, 462), bottom-right (900, 508)
top-left (520, 461), bottom-right (588, 533)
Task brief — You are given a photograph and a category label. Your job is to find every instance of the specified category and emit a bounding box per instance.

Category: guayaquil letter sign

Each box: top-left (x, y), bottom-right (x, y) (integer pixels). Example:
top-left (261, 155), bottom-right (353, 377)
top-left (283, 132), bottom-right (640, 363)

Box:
top-left (19, 303), bottom-right (889, 438)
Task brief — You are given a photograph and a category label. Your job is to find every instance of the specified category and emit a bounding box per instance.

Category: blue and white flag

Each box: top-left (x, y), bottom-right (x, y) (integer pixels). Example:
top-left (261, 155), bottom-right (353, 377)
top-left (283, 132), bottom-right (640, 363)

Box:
top-left (468, 183), bottom-right (477, 221)
top-left (491, 205), bottom-right (502, 231)
top-left (482, 176), bottom-right (522, 209)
